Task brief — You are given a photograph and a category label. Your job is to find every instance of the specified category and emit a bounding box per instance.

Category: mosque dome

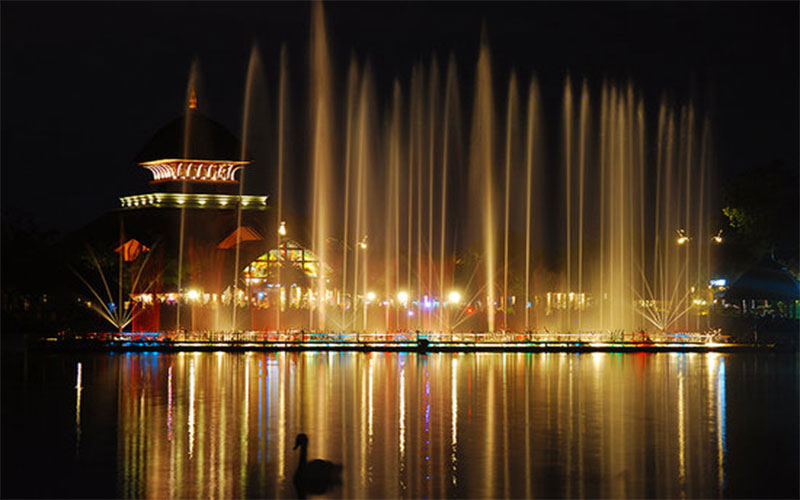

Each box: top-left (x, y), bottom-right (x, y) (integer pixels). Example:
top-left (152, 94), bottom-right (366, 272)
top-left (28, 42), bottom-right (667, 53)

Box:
top-left (136, 104), bottom-right (241, 163)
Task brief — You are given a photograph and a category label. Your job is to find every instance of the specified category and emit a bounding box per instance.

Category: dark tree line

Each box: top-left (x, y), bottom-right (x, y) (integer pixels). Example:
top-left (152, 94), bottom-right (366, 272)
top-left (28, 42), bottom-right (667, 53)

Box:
top-left (721, 160), bottom-right (799, 278)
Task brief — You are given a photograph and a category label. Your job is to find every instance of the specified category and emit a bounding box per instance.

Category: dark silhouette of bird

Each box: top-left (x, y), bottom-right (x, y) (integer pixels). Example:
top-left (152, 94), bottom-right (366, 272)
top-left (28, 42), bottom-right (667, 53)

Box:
top-left (293, 433), bottom-right (342, 498)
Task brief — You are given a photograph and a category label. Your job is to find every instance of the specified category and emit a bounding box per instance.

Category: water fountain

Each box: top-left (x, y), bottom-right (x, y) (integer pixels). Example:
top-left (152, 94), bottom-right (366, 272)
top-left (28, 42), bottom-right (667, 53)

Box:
top-left (109, 2), bottom-right (718, 342)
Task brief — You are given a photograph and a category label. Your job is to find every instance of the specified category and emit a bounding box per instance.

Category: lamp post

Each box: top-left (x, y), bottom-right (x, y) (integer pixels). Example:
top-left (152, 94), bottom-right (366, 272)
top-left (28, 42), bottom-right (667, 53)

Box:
top-left (397, 290), bottom-right (409, 334)
top-left (708, 230), bottom-right (723, 328)
top-left (357, 235), bottom-right (368, 332)
top-left (447, 290), bottom-right (461, 333)
top-left (676, 228), bottom-right (691, 332)
top-left (276, 221), bottom-right (287, 334)
top-left (365, 291), bottom-right (375, 334)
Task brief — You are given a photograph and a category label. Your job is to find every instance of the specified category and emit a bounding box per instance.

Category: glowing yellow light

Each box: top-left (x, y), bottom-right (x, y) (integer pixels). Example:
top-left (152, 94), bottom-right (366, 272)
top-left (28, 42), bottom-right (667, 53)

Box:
top-left (676, 228), bottom-right (690, 245)
top-left (397, 291), bottom-right (409, 305)
top-left (359, 235), bottom-right (368, 250)
top-left (712, 230), bottom-right (723, 244)
top-left (278, 221), bottom-right (287, 236)
top-left (366, 291), bottom-right (376, 302)
top-left (188, 88), bottom-right (198, 109)
top-left (186, 289), bottom-right (201, 302)
top-left (448, 291), bottom-right (462, 304)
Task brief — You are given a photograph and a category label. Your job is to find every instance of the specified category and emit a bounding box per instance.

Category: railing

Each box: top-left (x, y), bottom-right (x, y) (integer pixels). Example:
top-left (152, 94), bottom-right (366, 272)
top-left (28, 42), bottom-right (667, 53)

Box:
top-left (86, 330), bottom-right (721, 345)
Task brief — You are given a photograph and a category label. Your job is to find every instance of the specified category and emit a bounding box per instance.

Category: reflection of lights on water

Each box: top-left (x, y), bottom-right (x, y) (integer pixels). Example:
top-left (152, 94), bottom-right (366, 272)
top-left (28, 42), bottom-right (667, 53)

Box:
top-left (241, 358), bottom-right (250, 490)
top-left (368, 357), bottom-right (374, 444)
top-left (424, 371), bottom-right (430, 483)
top-left (188, 359), bottom-right (195, 458)
top-left (399, 364), bottom-right (406, 491)
top-left (678, 355), bottom-right (686, 492)
top-left (718, 357), bottom-right (727, 492)
top-left (277, 355), bottom-right (286, 481)
top-left (75, 362), bottom-right (83, 454)
top-left (451, 358), bottom-right (458, 486)
top-left (258, 359), bottom-right (263, 463)
top-left (75, 362), bottom-right (83, 420)
top-left (167, 365), bottom-right (173, 441)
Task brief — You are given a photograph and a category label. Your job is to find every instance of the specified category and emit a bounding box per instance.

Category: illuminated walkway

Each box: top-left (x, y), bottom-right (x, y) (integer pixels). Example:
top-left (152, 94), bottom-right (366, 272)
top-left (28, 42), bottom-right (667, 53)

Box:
top-left (40, 331), bottom-right (768, 352)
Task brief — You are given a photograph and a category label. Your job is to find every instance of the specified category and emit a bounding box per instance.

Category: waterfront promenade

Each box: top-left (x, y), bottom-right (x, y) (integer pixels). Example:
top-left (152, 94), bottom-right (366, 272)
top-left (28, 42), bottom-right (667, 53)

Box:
top-left (39, 330), bottom-right (767, 353)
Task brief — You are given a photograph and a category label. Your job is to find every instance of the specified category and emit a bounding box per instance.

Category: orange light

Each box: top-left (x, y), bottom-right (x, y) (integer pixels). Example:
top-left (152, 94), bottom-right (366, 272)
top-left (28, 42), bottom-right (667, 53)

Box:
top-left (188, 88), bottom-right (198, 109)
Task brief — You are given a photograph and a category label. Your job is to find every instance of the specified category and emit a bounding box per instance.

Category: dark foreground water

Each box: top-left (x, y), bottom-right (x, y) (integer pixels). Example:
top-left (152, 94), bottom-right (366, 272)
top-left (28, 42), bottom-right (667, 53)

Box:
top-left (2, 349), bottom-right (798, 499)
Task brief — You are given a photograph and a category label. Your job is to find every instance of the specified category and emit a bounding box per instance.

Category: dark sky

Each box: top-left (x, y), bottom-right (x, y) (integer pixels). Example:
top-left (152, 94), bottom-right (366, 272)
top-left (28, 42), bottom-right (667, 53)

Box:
top-left (2, 1), bottom-right (797, 233)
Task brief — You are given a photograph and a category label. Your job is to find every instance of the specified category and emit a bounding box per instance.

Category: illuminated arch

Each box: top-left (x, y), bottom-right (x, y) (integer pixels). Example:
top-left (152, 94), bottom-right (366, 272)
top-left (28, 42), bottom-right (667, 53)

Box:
top-left (242, 240), bottom-right (332, 282)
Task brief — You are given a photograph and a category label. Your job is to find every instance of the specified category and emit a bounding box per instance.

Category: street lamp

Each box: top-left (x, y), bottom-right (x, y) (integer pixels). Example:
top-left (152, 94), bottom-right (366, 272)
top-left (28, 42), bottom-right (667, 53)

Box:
top-left (276, 221), bottom-right (287, 333)
top-left (448, 290), bottom-right (462, 304)
top-left (712, 229), bottom-right (723, 244)
top-left (397, 290), bottom-right (409, 306)
top-left (676, 228), bottom-right (690, 245)
top-left (357, 235), bottom-right (368, 331)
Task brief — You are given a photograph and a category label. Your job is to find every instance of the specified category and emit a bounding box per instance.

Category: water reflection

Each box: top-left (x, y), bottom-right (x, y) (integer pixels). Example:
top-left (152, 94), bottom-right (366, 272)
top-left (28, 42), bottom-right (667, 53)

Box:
top-left (75, 361), bottom-right (82, 456)
top-left (110, 351), bottom-right (734, 498)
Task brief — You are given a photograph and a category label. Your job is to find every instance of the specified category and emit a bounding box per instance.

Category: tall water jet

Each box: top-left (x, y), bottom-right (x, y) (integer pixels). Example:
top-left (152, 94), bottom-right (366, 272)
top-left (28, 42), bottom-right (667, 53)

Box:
top-left (275, 43), bottom-right (288, 332)
top-left (502, 72), bottom-right (519, 332)
top-left (426, 56), bottom-right (439, 331)
top-left (699, 116), bottom-right (714, 331)
top-left (598, 82), bottom-right (609, 330)
top-left (385, 81), bottom-right (403, 332)
top-left (576, 79), bottom-right (589, 330)
top-left (232, 43), bottom-right (263, 330)
top-left (353, 64), bottom-right (375, 332)
top-left (439, 55), bottom-right (461, 332)
top-left (637, 96), bottom-right (646, 330)
top-left (470, 29), bottom-right (496, 333)
top-left (176, 59), bottom-right (200, 332)
top-left (404, 63), bottom-right (426, 329)
top-left (523, 76), bottom-right (541, 332)
top-left (342, 55), bottom-right (359, 330)
top-left (562, 76), bottom-right (573, 331)
top-left (309, 1), bottom-right (335, 330)
top-left (412, 62), bottom-right (425, 329)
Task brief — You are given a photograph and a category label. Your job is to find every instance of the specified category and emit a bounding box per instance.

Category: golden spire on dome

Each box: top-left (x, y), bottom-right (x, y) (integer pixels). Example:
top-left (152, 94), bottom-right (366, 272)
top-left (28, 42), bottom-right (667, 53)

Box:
top-left (188, 88), bottom-right (198, 109)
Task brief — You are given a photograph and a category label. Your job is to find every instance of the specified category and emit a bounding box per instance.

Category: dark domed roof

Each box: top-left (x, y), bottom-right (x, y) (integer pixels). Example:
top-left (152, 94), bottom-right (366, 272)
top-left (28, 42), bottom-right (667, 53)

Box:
top-left (725, 259), bottom-right (800, 301)
top-left (136, 109), bottom-right (241, 163)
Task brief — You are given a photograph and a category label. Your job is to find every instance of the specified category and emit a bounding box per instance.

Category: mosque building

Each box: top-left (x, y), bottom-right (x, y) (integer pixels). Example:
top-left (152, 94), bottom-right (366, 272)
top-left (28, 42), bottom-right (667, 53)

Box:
top-left (105, 91), bottom-right (333, 333)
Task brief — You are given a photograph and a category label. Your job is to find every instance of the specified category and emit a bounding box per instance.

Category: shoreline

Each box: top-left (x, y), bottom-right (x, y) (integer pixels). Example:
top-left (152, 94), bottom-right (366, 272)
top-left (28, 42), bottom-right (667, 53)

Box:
top-left (32, 338), bottom-right (787, 354)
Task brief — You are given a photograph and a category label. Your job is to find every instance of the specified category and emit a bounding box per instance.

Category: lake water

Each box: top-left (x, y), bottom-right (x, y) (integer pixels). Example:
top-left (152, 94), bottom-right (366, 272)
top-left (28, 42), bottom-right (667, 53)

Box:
top-left (2, 349), bottom-right (798, 498)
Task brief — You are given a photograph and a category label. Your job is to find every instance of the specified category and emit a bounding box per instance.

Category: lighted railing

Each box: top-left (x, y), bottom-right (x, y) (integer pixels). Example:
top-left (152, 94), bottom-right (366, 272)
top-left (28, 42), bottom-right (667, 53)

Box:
top-left (89, 330), bottom-right (721, 345)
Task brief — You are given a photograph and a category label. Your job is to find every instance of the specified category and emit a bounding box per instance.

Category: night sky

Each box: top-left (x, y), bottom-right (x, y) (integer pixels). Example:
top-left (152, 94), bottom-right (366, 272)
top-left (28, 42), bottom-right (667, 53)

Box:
top-left (2, 1), bottom-right (797, 233)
